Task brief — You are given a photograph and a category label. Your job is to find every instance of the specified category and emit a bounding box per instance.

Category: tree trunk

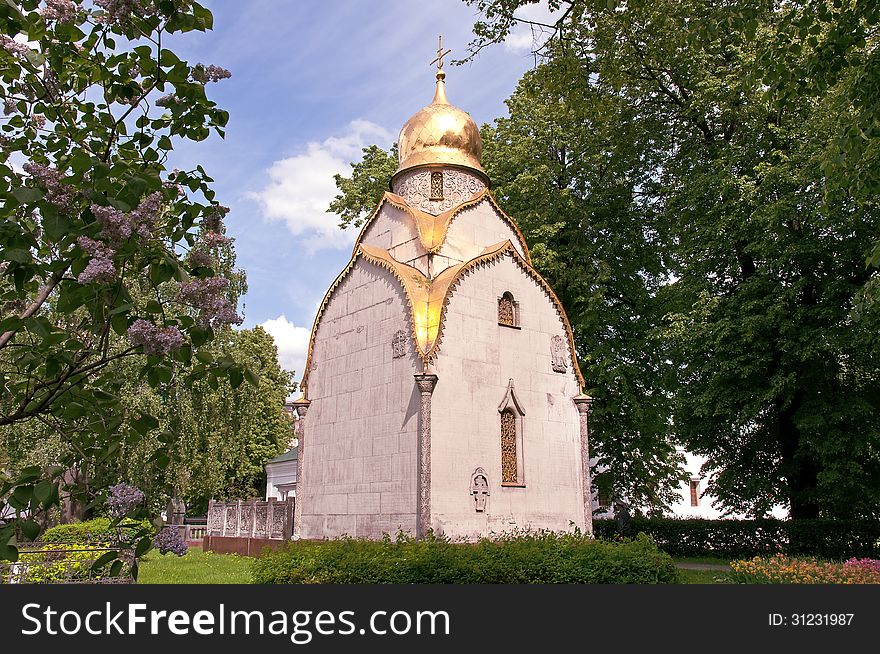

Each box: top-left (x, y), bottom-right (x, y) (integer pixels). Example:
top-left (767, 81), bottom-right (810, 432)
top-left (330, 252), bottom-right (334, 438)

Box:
top-left (777, 393), bottom-right (820, 519)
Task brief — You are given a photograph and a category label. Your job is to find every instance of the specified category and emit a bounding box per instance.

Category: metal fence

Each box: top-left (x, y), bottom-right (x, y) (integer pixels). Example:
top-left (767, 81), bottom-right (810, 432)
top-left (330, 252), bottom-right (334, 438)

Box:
top-left (1, 542), bottom-right (135, 584)
top-left (207, 498), bottom-right (293, 540)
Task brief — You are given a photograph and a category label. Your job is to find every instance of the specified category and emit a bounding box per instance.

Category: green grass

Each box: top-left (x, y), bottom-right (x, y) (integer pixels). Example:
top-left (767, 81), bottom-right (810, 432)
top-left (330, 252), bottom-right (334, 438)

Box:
top-left (677, 568), bottom-right (732, 584)
top-left (137, 547), bottom-right (252, 584)
top-left (673, 556), bottom-right (733, 566)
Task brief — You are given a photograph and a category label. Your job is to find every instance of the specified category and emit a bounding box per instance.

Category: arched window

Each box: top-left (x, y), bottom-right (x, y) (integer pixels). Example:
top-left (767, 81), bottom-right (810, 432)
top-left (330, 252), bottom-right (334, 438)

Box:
top-left (498, 292), bottom-right (518, 327)
top-left (500, 409), bottom-right (518, 484)
top-left (430, 171), bottom-right (443, 200)
top-left (498, 378), bottom-right (525, 486)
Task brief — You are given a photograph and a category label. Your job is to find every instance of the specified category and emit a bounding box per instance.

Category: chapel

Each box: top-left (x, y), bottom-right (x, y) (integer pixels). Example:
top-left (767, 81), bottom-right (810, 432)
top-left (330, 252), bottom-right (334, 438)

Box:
top-left (291, 44), bottom-right (594, 541)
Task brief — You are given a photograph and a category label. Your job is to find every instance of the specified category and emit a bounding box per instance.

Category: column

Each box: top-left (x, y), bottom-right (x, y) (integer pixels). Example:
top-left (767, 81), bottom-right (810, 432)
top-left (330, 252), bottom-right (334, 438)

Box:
top-left (291, 396), bottom-right (310, 540)
top-left (414, 373), bottom-right (439, 540)
top-left (573, 394), bottom-right (595, 536)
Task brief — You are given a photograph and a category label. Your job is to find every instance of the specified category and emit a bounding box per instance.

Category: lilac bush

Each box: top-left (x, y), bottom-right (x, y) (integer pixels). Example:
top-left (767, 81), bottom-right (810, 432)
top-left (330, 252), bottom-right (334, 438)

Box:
top-left (127, 319), bottom-right (186, 355)
top-left (107, 483), bottom-right (145, 518)
top-left (153, 527), bottom-right (188, 556)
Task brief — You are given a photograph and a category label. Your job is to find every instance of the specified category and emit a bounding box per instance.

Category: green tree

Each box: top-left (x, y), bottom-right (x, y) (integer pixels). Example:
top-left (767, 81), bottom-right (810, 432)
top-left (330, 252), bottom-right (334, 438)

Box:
top-left (0, 0), bottom-right (249, 558)
top-left (464, 0), bottom-right (880, 518)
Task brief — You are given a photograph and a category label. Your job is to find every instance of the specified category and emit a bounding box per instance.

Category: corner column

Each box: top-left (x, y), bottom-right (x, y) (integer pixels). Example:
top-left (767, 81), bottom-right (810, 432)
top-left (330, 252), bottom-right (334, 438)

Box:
top-left (291, 396), bottom-right (310, 540)
top-left (573, 394), bottom-right (595, 536)
top-left (414, 373), bottom-right (439, 540)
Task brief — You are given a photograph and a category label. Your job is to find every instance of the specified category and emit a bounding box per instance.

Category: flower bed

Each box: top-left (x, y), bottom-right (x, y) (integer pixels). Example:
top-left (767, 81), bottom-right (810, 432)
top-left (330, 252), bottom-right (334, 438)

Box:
top-left (729, 555), bottom-right (880, 584)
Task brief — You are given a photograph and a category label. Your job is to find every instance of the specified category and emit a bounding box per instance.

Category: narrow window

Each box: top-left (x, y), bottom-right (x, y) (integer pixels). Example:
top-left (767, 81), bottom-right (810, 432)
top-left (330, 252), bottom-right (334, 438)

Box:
top-left (498, 378), bottom-right (526, 486)
top-left (690, 480), bottom-right (700, 507)
top-left (501, 409), bottom-right (518, 484)
top-left (498, 292), bottom-right (518, 327)
top-left (430, 171), bottom-right (444, 200)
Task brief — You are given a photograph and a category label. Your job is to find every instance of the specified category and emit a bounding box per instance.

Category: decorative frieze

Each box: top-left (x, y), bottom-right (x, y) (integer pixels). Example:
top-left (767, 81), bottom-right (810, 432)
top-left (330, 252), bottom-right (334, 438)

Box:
top-left (208, 498), bottom-right (293, 539)
top-left (393, 168), bottom-right (485, 215)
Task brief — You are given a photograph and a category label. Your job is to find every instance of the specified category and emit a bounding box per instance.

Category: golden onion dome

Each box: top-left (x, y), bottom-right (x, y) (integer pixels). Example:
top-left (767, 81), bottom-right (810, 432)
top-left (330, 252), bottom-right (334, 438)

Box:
top-left (394, 70), bottom-right (486, 181)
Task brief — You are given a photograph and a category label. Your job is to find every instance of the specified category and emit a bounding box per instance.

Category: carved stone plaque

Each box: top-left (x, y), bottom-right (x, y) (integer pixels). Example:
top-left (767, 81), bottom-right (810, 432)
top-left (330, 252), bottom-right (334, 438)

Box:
top-left (470, 467), bottom-right (490, 512)
top-left (392, 329), bottom-right (408, 358)
top-left (551, 335), bottom-right (568, 373)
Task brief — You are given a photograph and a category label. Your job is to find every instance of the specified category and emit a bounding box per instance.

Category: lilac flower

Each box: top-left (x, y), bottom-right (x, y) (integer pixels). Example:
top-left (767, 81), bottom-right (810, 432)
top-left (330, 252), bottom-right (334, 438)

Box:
top-left (91, 203), bottom-right (132, 242)
top-left (186, 248), bottom-right (213, 268)
top-left (30, 114), bottom-right (46, 129)
top-left (155, 94), bottom-right (180, 107)
top-left (23, 162), bottom-right (78, 212)
top-left (201, 230), bottom-right (230, 248)
top-left (153, 526), bottom-right (188, 556)
top-left (178, 277), bottom-right (242, 328)
top-left (127, 319), bottom-right (186, 355)
top-left (77, 256), bottom-right (116, 284)
top-left (4, 98), bottom-right (16, 115)
top-left (0, 35), bottom-right (29, 57)
top-left (43, 0), bottom-right (77, 23)
top-left (191, 64), bottom-right (231, 84)
top-left (76, 236), bottom-right (117, 284)
top-left (94, 0), bottom-right (147, 25)
top-left (203, 204), bottom-right (229, 232)
top-left (107, 483), bottom-right (144, 518)
top-left (129, 191), bottom-right (162, 237)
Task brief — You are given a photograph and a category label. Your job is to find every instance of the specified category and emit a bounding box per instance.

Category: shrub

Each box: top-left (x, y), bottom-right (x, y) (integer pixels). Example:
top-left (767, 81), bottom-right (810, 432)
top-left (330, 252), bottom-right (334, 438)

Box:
top-left (250, 531), bottom-right (679, 584)
top-left (730, 555), bottom-right (880, 584)
top-left (1, 543), bottom-right (133, 583)
top-left (592, 518), bottom-right (880, 560)
top-left (40, 518), bottom-right (154, 545)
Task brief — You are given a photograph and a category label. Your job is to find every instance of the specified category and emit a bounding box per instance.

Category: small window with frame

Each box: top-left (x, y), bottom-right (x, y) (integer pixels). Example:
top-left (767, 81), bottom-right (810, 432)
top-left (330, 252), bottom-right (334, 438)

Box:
top-left (498, 292), bottom-right (519, 328)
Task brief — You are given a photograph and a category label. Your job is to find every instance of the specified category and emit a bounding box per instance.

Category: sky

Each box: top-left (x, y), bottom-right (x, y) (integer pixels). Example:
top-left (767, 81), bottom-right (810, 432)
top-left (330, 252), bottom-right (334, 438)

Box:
top-left (161, 0), bottom-right (553, 382)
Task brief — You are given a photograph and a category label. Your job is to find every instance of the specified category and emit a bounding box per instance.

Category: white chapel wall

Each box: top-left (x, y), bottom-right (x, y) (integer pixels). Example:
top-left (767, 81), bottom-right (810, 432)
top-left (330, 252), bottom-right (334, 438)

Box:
top-left (429, 255), bottom-right (585, 539)
top-left (440, 200), bottom-right (528, 263)
top-left (298, 261), bottom-right (420, 539)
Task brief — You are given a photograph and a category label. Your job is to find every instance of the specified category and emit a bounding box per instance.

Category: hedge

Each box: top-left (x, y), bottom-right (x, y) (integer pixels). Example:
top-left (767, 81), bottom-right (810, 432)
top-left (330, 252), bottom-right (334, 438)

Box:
top-left (251, 531), bottom-right (679, 584)
top-left (40, 518), bottom-right (154, 544)
top-left (592, 518), bottom-right (880, 560)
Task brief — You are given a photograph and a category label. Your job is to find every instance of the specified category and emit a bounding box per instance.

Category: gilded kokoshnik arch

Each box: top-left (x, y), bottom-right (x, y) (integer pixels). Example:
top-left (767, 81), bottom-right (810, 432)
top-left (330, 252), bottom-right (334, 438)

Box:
top-left (351, 188), bottom-right (532, 262)
top-left (295, 40), bottom-right (594, 542)
top-left (300, 239), bottom-right (584, 393)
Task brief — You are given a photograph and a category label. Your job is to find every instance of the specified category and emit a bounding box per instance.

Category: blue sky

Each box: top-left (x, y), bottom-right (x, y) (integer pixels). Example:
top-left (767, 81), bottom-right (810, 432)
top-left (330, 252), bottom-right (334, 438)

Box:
top-left (163, 0), bottom-right (552, 381)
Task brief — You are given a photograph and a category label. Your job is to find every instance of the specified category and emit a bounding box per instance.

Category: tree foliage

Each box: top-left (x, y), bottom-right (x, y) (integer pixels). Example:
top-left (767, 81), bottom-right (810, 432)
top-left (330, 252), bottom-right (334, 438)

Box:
top-left (462, 0), bottom-right (880, 518)
top-left (332, 0), bottom-right (880, 518)
top-left (0, 0), bottom-right (249, 559)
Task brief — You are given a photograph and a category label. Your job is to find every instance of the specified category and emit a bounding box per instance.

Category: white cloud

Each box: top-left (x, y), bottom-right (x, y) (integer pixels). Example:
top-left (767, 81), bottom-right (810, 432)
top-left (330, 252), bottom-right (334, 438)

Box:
top-left (249, 119), bottom-right (392, 253)
top-left (260, 314), bottom-right (311, 379)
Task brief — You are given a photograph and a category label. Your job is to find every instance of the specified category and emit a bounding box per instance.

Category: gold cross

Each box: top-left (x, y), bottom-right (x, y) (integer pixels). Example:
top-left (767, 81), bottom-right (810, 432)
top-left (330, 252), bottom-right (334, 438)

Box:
top-left (430, 35), bottom-right (452, 72)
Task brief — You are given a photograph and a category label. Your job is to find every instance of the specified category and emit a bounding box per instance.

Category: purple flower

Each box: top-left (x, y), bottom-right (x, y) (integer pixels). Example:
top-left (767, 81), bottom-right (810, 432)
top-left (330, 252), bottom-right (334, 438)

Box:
top-left (130, 191), bottom-right (162, 237)
top-left (43, 0), bottom-right (77, 23)
top-left (23, 162), bottom-right (78, 212)
top-left (202, 230), bottom-right (230, 248)
top-left (155, 94), bottom-right (180, 107)
top-left (191, 64), bottom-right (231, 84)
top-left (178, 277), bottom-right (242, 328)
top-left (153, 526), bottom-right (188, 556)
top-left (78, 256), bottom-right (116, 284)
top-left (4, 98), bottom-right (16, 115)
top-left (107, 483), bottom-right (144, 518)
top-left (186, 248), bottom-right (213, 268)
top-left (91, 203), bottom-right (131, 242)
top-left (127, 319), bottom-right (186, 355)
top-left (203, 204), bottom-right (229, 232)
top-left (0, 35), bottom-right (29, 57)
top-left (30, 114), bottom-right (46, 129)
top-left (94, 0), bottom-right (147, 25)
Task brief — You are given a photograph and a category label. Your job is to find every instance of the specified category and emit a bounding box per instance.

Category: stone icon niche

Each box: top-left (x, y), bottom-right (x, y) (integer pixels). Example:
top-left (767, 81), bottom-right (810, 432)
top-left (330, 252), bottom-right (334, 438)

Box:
top-left (470, 468), bottom-right (490, 512)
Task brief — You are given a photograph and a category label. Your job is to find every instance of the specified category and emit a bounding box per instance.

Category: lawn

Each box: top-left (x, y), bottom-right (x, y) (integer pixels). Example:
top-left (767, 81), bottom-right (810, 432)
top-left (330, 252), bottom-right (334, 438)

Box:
top-left (673, 557), bottom-right (732, 584)
top-left (137, 547), bottom-right (252, 584)
top-left (135, 547), bottom-right (733, 584)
